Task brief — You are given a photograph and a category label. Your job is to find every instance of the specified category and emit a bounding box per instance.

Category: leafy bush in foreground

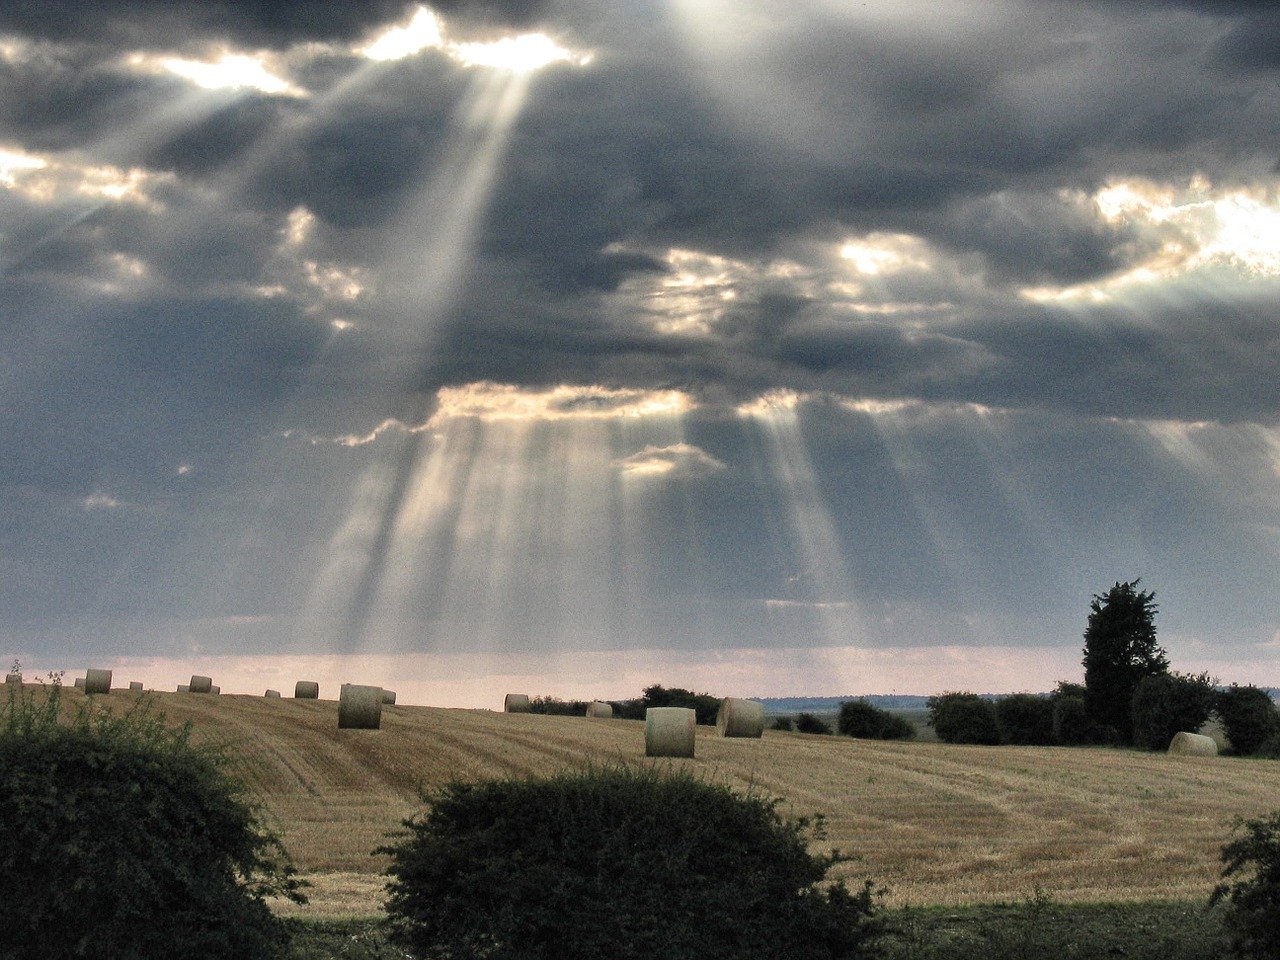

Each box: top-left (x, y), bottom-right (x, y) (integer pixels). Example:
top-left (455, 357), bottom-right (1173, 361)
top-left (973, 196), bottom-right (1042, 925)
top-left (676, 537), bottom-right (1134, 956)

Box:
top-left (928, 693), bottom-right (1000, 745)
top-left (380, 765), bottom-right (882, 960)
top-left (838, 700), bottom-right (915, 740)
top-left (0, 677), bottom-right (304, 960)
top-left (1213, 810), bottom-right (1280, 959)
top-left (1216, 685), bottom-right (1280, 756)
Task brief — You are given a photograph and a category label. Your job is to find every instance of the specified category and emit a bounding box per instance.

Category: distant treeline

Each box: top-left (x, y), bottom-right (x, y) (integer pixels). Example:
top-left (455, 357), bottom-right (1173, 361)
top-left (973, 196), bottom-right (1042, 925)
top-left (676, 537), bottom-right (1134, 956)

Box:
top-left (526, 684), bottom-right (722, 725)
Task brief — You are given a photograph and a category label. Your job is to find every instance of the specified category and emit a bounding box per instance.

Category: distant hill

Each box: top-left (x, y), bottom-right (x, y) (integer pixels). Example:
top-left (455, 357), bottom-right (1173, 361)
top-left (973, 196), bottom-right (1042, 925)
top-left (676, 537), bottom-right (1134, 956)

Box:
top-left (757, 694), bottom-right (935, 713)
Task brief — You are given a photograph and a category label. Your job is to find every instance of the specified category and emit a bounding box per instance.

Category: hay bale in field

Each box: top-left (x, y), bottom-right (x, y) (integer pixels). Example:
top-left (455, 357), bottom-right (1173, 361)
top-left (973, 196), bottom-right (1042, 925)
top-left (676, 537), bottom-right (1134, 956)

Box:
top-left (177, 684), bottom-right (189, 693)
top-left (381, 690), bottom-right (396, 705)
top-left (645, 707), bottom-right (696, 758)
top-left (265, 689), bottom-right (281, 698)
top-left (586, 701), bottom-right (613, 718)
top-left (294, 680), bottom-right (319, 699)
top-left (209, 686), bottom-right (220, 695)
top-left (189, 675), bottom-right (212, 694)
top-left (716, 698), bottom-right (765, 738)
top-left (73, 677), bottom-right (85, 689)
top-left (504, 693), bottom-right (531, 713)
top-left (128, 681), bottom-right (143, 691)
top-left (5, 672), bottom-right (20, 685)
top-left (338, 683), bottom-right (382, 730)
top-left (84, 669), bottom-right (112, 695)
top-left (1168, 731), bottom-right (1218, 756)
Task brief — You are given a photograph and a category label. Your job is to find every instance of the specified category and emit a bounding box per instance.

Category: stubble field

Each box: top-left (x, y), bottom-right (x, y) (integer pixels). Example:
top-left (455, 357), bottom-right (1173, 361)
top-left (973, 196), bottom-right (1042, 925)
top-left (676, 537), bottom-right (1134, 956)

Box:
top-left (52, 686), bottom-right (1280, 917)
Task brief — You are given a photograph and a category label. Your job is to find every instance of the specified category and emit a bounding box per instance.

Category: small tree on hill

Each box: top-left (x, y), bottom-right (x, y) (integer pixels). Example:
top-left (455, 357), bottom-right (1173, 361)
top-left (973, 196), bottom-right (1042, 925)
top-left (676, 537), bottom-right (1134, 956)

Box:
top-left (1082, 580), bottom-right (1168, 745)
top-left (927, 693), bottom-right (1000, 745)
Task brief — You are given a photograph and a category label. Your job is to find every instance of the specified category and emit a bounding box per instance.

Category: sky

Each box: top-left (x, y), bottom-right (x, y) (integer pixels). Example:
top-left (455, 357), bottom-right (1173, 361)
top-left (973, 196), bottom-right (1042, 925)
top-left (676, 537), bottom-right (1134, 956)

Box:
top-left (3, 0), bottom-right (1280, 704)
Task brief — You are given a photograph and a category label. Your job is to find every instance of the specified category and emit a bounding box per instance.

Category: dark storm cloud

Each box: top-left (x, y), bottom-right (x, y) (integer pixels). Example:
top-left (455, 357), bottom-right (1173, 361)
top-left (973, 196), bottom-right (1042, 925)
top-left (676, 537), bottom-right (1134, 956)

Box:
top-left (0, 1), bottom-right (549, 48)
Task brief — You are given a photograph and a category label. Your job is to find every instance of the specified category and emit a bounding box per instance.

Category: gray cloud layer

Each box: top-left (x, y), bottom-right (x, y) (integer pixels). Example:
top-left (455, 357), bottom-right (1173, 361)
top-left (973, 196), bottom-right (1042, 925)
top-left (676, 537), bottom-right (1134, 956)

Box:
top-left (3, 0), bottom-right (1280, 676)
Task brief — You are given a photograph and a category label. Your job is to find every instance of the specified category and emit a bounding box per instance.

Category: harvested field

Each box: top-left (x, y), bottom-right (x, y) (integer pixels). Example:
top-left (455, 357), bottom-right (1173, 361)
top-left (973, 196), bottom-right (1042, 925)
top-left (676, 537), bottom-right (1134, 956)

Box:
top-left (42, 686), bottom-right (1280, 916)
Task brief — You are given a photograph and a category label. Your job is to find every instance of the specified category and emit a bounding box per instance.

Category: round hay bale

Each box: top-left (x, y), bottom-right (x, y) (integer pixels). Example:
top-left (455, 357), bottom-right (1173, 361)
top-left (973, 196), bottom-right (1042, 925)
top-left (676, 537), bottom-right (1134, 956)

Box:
top-left (716, 698), bottom-right (765, 738)
top-left (188, 675), bottom-right (212, 694)
top-left (84, 669), bottom-right (112, 695)
top-left (177, 684), bottom-right (189, 693)
top-left (294, 680), bottom-right (320, 699)
top-left (128, 681), bottom-right (143, 691)
top-left (265, 689), bottom-right (281, 698)
top-left (5, 672), bottom-right (20, 685)
top-left (338, 683), bottom-right (383, 730)
top-left (209, 686), bottom-right (220, 695)
top-left (645, 707), bottom-right (696, 758)
top-left (1168, 731), bottom-right (1218, 756)
top-left (73, 677), bottom-right (85, 689)
top-left (586, 701), bottom-right (613, 718)
top-left (381, 690), bottom-right (397, 705)
top-left (504, 693), bottom-right (531, 713)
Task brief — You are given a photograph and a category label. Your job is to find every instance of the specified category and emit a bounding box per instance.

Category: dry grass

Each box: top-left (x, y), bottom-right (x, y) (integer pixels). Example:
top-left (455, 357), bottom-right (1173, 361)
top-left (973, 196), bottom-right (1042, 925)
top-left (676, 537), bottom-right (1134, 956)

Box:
top-left (47, 686), bottom-right (1280, 916)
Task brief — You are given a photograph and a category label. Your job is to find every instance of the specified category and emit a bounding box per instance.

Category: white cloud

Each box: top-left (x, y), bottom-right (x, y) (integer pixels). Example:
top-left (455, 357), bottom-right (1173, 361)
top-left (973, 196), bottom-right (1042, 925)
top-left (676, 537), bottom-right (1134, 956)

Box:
top-left (613, 443), bottom-right (727, 479)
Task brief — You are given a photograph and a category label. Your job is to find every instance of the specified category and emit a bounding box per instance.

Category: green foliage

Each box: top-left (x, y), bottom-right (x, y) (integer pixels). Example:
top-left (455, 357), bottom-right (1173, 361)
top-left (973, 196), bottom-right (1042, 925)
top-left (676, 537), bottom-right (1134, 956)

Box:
top-left (526, 696), bottom-right (589, 716)
top-left (1053, 681), bottom-right (1087, 700)
top-left (1216, 686), bottom-right (1280, 756)
top-left (796, 712), bottom-right (834, 735)
top-left (772, 716), bottom-right (795, 731)
top-left (1130, 671), bottom-right (1217, 751)
top-left (1212, 811), bottom-right (1280, 959)
top-left (1257, 733), bottom-right (1280, 760)
top-left (1082, 580), bottom-right (1168, 745)
top-left (1051, 695), bottom-right (1093, 745)
top-left (379, 764), bottom-right (882, 960)
top-left (995, 694), bottom-right (1055, 745)
top-left (838, 700), bottom-right (916, 740)
top-left (927, 693), bottom-right (1000, 745)
top-left (0, 676), bottom-right (304, 960)
top-left (613, 684), bottom-right (721, 725)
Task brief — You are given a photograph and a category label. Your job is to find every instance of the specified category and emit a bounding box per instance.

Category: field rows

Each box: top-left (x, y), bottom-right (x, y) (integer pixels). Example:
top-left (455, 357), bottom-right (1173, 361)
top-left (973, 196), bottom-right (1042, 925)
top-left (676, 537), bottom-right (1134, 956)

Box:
top-left (57, 688), bottom-right (1280, 916)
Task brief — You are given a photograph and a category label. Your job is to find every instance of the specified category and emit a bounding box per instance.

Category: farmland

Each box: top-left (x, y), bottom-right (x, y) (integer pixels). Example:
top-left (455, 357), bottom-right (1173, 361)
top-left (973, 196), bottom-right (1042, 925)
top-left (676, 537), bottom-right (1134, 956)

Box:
top-left (50, 686), bottom-right (1280, 917)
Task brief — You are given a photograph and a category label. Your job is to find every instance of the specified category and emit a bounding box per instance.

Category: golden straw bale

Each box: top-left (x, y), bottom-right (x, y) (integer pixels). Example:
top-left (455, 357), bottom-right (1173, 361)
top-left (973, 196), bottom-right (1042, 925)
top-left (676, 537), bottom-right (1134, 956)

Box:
top-left (645, 707), bottom-right (696, 758)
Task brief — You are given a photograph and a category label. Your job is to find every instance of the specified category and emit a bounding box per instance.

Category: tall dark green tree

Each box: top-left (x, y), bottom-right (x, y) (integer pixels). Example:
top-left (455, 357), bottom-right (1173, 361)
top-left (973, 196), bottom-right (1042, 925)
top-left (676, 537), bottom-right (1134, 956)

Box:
top-left (1082, 580), bottom-right (1169, 744)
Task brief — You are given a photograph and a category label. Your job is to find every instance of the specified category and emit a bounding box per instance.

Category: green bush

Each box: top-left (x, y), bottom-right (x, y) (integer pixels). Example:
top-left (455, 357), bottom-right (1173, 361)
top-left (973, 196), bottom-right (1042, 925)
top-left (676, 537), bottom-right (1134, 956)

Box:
top-left (613, 684), bottom-right (722, 725)
top-left (838, 700), bottom-right (915, 740)
top-left (1212, 810), bottom-right (1280, 959)
top-left (1130, 671), bottom-right (1217, 751)
top-left (995, 694), bottom-right (1055, 745)
top-left (772, 716), bottom-right (795, 731)
top-left (1258, 734), bottom-right (1280, 760)
top-left (927, 693), bottom-right (1000, 745)
top-left (1216, 686), bottom-right (1280, 756)
top-left (527, 696), bottom-right (589, 716)
top-left (1052, 696), bottom-right (1093, 745)
top-left (380, 765), bottom-right (882, 960)
top-left (0, 678), bottom-right (304, 960)
top-left (796, 712), bottom-right (834, 735)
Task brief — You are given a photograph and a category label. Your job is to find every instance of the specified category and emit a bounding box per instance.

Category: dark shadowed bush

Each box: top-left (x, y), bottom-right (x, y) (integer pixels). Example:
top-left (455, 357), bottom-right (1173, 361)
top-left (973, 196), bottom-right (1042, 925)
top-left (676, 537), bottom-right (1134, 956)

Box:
top-left (995, 694), bottom-right (1055, 745)
top-left (1216, 686), bottom-right (1280, 756)
top-left (380, 764), bottom-right (882, 960)
top-left (927, 693), bottom-right (1000, 745)
top-left (772, 716), bottom-right (795, 731)
top-left (526, 696), bottom-right (589, 716)
top-left (1131, 671), bottom-right (1217, 751)
top-left (0, 678), bottom-right (304, 960)
top-left (1212, 810), bottom-right (1280, 959)
top-left (838, 700), bottom-right (916, 740)
top-left (1052, 696), bottom-right (1093, 745)
top-left (796, 712), bottom-right (834, 735)
top-left (612, 684), bottom-right (722, 725)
